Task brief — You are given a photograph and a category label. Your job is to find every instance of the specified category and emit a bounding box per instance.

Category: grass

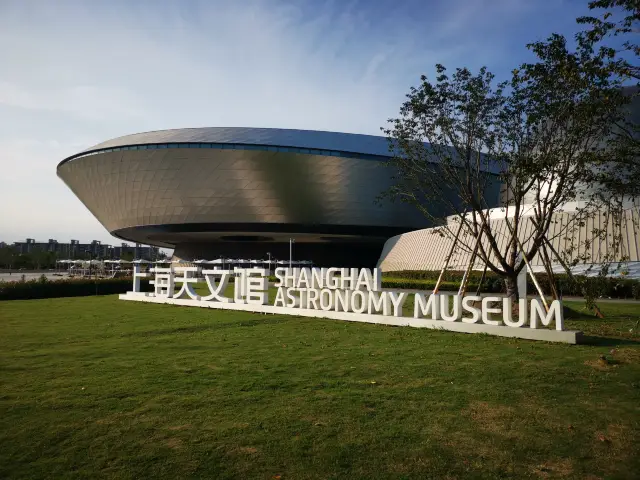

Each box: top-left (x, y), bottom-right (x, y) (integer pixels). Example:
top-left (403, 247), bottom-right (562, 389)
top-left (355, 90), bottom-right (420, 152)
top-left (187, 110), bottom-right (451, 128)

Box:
top-left (0, 293), bottom-right (639, 479)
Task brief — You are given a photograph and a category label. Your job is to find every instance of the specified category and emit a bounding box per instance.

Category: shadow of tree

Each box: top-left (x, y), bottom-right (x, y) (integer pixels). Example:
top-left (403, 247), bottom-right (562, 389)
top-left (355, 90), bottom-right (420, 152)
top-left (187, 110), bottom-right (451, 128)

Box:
top-left (580, 335), bottom-right (640, 347)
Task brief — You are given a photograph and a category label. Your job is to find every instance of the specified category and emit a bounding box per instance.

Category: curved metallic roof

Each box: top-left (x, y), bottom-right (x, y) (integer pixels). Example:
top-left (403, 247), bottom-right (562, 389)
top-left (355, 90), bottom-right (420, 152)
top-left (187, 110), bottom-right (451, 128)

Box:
top-left (61, 127), bottom-right (502, 174)
top-left (77, 127), bottom-right (395, 157)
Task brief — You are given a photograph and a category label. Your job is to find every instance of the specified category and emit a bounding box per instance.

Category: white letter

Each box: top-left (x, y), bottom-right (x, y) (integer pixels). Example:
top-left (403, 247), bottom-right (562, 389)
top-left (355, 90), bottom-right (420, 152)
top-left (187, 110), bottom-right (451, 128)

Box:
top-left (174, 267), bottom-right (201, 300)
top-left (530, 299), bottom-right (564, 330)
top-left (311, 268), bottom-right (326, 289)
top-left (355, 269), bottom-right (373, 291)
top-left (367, 291), bottom-right (389, 315)
top-left (334, 289), bottom-right (350, 312)
top-left (234, 268), bottom-right (247, 304)
top-left (298, 288), bottom-right (308, 308)
top-left (286, 288), bottom-right (299, 307)
top-left (319, 289), bottom-right (333, 311)
top-left (307, 288), bottom-right (319, 309)
top-left (132, 264), bottom-right (148, 293)
top-left (388, 291), bottom-right (407, 317)
top-left (481, 297), bottom-right (502, 326)
top-left (245, 268), bottom-right (268, 305)
top-left (503, 297), bottom-right (528, 327)
top-left (461, 296), bottom-right (481, 323)
top-left (351, 290), bottom-right (367, 313)
top-left (326, 268), bottom-right (340, 289)
top-left (274, 268), bottom-right (286, 288)
top-left (414, 293), bottom-right (440, 319)
top-left (440, 294), bottom-right (462, 322)
top-left (372, 268), bottom-right (382, 292)
top-left (297, 268), bottom-right (310, 289)
top-left (284, 268), bottom-right (297, 288)
top-left (340, 268), bottom-right (358, 290)
top-left (201, 269), bottom-right (232, 302)
top-left (150, 267), bottom-right (174, 298)
top-left (274, 287), bottom-right (286, 307)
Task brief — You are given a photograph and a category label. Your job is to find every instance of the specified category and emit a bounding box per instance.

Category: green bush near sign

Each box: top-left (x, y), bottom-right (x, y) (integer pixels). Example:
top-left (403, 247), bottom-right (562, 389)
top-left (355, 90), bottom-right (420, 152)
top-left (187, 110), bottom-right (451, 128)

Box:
top-left (2, 272), bottom-right (639, 301)
top-left (385, 271), bottom-right (640, 300)
top-left (0, 277), bottom-right (152, 300)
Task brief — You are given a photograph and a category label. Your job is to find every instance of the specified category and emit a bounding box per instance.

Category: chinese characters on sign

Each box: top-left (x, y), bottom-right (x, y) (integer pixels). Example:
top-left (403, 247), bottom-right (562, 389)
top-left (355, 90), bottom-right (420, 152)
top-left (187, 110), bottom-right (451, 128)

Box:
top-left (128, 265), bottom-right (564, 333)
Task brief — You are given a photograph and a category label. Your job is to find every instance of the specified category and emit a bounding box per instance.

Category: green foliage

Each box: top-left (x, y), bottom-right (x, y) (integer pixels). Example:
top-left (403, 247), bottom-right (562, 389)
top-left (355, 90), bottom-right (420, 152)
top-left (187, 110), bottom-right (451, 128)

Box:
top-left (382, 278), bottom-right (485, 293)
top-left (0, 245), bottom-right (60, 270)
top-left (577, 0), bottom-right (639, 80)
top-left (120, 251), bottom-right (135, 262)
top-left (383, 2), bottom-right (638, 303)
top-left (0, 277), bottom-right (151, 301)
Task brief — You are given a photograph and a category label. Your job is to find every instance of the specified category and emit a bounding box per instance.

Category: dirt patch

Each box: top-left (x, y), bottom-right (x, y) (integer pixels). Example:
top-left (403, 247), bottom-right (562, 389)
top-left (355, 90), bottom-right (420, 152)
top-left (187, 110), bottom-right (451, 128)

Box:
top-left (165, 438), bottom-right (183, 449)
top-left (590, 423), bottom-right (635, 474)
top-left (531, 458), bottom-right (573, 478)
top-left (464, 401), bottom-right (518, 437)
top-left (585, 348), bottom-right (639, 371)
top-left (167, 424), bottom-right (191, 431)
top-left (594, 423), bottom-right (632, 450)
top-left (583, 358), bottom-right (619, 371)
top-left (612, 348), bottom-right (640, 364)
top-left (95, 412), bottom-right (125, 425)
top-left (237, 446), bottom-right (258, 454)
top-left (301, 416), bottom-right (328, 427)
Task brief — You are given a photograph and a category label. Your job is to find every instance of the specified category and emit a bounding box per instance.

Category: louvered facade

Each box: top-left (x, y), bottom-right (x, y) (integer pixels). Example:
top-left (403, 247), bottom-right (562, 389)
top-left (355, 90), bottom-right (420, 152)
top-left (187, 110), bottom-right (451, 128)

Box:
top-left (377, 202), bottom-right (640, 278)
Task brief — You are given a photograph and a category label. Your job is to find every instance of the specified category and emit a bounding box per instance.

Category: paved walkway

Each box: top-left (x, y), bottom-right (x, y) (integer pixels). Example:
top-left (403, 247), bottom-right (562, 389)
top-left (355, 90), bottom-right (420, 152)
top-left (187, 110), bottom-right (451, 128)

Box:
top-left (0, 272), bottom-right (70, 283)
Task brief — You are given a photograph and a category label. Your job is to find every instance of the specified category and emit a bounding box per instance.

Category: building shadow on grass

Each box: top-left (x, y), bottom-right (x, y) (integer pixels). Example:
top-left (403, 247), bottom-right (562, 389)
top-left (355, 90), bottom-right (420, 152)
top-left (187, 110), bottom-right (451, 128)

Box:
top-left (122, 316), bottom-right (287, 338)
top-left (580, 335), bottom-right (640, 347)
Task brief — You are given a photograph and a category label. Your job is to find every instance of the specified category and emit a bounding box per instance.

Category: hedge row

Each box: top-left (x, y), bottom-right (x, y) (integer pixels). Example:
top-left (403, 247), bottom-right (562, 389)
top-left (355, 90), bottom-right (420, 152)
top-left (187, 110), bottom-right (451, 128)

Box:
top-left (0, 277), bottom-right (150, 301)
top-left (3, 271), bottom-right (638, 301)
top-left (384, 271), bottom-right (640, 299)
top-left (382, 279), bottom-right (485, 293)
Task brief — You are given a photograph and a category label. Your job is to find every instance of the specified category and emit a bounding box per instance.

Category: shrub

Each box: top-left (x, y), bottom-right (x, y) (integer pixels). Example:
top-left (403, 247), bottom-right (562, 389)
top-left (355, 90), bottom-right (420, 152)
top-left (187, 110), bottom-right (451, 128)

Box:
top-left (382, 271), bottom-right (640, 299)
top-left (0, 277), bottom-right (151, 301)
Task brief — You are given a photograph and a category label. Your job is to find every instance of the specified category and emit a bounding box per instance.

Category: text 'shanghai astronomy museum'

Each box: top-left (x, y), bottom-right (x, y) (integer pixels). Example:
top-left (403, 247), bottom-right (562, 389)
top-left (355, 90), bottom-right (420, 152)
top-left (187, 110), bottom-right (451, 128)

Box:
top-left (58, 125), bottom-right (640, 274)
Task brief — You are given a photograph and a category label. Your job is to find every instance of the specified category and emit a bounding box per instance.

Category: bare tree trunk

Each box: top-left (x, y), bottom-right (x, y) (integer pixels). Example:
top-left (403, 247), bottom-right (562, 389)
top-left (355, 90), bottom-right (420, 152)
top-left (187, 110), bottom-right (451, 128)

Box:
top-left (505, 275), bottom-right (519, 300)
top-left (474, 264), bottom-right (488, 296)
top-left (540, 244), bottom-right (560, 300)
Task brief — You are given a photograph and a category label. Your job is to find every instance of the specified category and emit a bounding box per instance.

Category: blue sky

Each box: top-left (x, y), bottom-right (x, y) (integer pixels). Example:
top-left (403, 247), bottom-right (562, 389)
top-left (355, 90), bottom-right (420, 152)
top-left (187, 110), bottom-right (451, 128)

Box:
top-left (0, 0), bottom-right (596, 245)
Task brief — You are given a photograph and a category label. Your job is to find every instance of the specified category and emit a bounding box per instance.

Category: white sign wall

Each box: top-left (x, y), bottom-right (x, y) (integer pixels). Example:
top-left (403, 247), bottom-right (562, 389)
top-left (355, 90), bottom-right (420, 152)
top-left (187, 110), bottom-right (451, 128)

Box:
top-left (119, 266), bottom-right (582, 344)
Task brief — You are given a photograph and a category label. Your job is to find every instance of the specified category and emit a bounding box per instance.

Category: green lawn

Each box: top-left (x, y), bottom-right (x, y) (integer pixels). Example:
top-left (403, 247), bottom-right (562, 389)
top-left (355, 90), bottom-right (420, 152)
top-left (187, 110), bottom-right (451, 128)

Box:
top-left (0, 294), bottom-right (639, 479)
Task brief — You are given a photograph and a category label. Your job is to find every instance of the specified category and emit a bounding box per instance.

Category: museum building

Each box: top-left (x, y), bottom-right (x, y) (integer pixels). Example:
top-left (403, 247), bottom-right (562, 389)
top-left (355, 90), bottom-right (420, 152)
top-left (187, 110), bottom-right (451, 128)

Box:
top-left (57, 127), bottom-right (501, 266)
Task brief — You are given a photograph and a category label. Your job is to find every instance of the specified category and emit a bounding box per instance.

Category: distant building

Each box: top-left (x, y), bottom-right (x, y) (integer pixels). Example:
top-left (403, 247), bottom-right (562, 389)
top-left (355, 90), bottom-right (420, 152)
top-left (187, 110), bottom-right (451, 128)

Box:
top-left (9, 238), bottom-right (159, 260)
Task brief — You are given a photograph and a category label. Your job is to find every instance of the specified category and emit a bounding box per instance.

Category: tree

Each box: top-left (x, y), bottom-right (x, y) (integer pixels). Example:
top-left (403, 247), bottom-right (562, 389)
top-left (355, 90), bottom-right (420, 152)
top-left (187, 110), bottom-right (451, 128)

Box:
top-left (576, 0), bottom-right (640, 200)
top-left (382, 34), bottom-right (633, 300)
top-left (0, 245), bottom-right (18, 269)
top-left (577, 0), bottom-right (639, 80)
top-left (27, 247), bottom-right (57, 270)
